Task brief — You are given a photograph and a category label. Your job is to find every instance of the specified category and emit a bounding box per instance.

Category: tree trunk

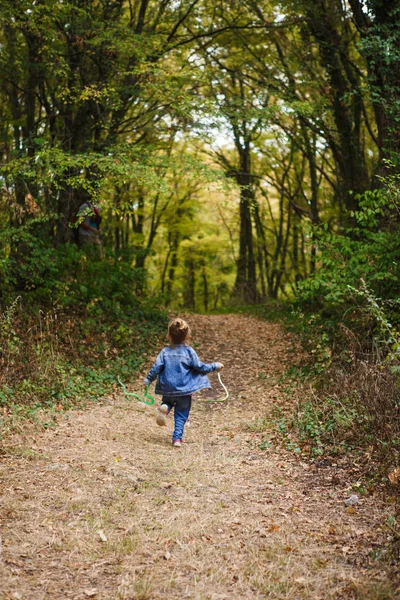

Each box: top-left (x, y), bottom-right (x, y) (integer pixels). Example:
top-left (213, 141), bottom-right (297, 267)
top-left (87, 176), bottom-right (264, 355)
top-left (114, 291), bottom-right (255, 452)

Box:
top-left (184, 257), bottom-right (196, 310)
top-left (349, 0), bottom-right (400, 171)
top-left (202, 266), bottom-right (209, 312)
top-left (233, 142), bottom-right (257, 303)
top-left (166, 232), bottom-right (180, 305)
top-left (305, 0), bottom-right (370, 211)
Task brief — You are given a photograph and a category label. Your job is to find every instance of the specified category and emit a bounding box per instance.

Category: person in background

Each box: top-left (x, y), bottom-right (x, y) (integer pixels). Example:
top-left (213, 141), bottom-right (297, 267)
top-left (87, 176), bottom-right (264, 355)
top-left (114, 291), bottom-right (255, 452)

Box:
top-left (77, 198), bottom-right (102, 257)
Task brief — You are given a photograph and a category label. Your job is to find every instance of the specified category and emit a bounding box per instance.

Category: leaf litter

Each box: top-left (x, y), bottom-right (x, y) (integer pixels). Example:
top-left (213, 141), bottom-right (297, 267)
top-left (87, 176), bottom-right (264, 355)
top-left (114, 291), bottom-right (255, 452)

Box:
top-left (0, 314), bottom-right (398, 599)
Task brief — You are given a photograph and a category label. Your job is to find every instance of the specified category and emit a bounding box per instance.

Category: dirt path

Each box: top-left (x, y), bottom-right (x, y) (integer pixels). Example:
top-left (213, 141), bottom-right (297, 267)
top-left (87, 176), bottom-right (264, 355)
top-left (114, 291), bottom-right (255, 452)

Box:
top-left (0, 315), bottom-right (395, 599)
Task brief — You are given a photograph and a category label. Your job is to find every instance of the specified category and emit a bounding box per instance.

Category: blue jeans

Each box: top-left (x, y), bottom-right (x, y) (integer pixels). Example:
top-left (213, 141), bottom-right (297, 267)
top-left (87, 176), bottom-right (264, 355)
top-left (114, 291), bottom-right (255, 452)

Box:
top-left (162, 395), bottom-right (192, 441)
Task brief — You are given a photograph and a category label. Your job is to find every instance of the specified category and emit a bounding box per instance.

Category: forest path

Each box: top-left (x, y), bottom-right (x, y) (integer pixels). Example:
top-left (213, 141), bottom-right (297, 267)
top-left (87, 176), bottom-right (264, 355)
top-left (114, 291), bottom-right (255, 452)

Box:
top-left (0, 314), bottom-right (394, 600)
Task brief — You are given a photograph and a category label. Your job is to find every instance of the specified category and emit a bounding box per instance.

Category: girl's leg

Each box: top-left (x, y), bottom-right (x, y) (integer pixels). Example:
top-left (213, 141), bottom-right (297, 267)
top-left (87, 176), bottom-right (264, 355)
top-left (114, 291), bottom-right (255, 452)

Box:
top-left (156, 397), bottom-right (174, 426)
top-left (172, 395), bottom-right (192, 442)
top-left (162, 397), bottom-right (174, 412)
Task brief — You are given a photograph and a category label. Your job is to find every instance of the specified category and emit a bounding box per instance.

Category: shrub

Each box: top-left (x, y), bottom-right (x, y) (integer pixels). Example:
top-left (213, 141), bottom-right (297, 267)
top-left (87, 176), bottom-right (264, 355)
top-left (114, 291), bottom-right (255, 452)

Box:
top-left (292, 187), bottom-right (400, 476)
top-left (0, 223), bottom-right (167, 423)
top-left (297, 189), bottom-right (400, 324)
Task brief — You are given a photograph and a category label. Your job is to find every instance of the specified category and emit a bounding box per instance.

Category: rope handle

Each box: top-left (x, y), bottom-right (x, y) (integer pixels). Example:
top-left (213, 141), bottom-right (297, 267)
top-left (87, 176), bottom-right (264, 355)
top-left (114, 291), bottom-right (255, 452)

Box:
top-left (117, 377), bottom-right (155, 405)
top-left (117, 372), bottom-right (229, 405)
top-left (209, 372), bottom-right (229, 403)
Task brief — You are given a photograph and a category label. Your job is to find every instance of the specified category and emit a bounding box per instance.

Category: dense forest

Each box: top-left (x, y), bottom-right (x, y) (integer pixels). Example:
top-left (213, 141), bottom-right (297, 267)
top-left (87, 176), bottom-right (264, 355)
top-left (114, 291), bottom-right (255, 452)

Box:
top-left (0, 1), bottom-right (399, 475)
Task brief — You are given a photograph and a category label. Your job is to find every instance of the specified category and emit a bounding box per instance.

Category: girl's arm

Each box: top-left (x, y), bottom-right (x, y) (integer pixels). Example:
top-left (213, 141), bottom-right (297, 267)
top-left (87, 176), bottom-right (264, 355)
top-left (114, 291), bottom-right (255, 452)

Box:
top-left (144, 350), bottom-right (165, 385)
top-left (188, 348), bottom-right (222, 374)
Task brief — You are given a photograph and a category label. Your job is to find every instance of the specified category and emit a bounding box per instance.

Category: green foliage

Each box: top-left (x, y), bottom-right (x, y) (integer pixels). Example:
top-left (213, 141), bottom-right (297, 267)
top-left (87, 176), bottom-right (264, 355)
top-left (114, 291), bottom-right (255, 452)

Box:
top-left (0, 216), bottom-right (146, 312)
top-left (297, 189), bottom-right (400, 321)
top-left (357, 6), bottom-right (400, 164)
top-left (294, 395), bottom-right (360, 457)
top-left (291, 185), bottom-right (400, 466)
top-left (0, 297), bottom-right (21, 360)
top-left (0, 231), bottom-right (167, 426)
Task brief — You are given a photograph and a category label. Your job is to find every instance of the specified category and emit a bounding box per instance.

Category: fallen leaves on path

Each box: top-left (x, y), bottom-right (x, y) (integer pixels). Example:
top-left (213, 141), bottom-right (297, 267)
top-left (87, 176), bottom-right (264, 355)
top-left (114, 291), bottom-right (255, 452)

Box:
top-left (0, 314), bottom-right (396, 599)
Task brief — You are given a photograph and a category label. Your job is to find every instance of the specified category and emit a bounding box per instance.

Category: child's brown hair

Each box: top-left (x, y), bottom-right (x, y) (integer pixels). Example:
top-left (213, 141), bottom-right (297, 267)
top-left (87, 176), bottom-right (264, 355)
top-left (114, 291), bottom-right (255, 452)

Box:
top-left (168, 318), bottom-right (190, 346)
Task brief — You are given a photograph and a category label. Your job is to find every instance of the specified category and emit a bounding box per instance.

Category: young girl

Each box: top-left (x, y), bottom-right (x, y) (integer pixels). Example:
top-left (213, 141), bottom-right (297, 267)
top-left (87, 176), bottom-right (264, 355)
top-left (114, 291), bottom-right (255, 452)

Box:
top-left (144, 318), bottom-right (223, 447)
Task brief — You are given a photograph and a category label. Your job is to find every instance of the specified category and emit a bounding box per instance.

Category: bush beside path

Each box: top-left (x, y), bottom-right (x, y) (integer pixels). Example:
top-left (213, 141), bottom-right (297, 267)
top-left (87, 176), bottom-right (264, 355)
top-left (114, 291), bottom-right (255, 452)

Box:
top-left (0, 315), bottom-right (396, 599)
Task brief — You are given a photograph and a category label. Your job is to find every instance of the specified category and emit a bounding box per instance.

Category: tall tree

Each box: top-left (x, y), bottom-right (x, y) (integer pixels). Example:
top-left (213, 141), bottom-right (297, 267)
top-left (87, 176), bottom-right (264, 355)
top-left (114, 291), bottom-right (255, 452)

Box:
top-left (0, 0), bottom-right (213, 240)
top-left (348, 0), bottom-right (400, 170)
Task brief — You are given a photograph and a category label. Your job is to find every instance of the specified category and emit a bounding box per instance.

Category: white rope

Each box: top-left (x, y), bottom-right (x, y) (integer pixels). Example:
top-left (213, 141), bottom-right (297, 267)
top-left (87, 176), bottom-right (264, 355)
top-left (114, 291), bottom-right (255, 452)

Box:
top-left (216, 372), bottom-right (229, 402)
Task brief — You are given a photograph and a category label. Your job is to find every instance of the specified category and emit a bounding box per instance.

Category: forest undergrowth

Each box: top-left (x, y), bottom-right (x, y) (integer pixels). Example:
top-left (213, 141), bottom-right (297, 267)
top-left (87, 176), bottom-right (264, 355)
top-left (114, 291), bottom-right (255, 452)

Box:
top-left (0, 246), bottom-right (167, 439)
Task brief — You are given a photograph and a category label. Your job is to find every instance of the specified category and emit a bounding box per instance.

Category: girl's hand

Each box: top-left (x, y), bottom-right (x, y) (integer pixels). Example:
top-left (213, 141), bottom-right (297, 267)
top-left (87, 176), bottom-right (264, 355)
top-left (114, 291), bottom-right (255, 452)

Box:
top-left (216, 362), bottom-right (224, 371)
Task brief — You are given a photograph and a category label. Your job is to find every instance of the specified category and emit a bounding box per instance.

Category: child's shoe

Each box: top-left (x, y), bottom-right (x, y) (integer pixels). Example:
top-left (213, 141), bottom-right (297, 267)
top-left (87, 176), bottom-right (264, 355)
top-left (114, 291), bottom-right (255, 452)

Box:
top-left (156, 404), bottom-right (169, 426)
top-left (172, 439), bottom-right (182, 448)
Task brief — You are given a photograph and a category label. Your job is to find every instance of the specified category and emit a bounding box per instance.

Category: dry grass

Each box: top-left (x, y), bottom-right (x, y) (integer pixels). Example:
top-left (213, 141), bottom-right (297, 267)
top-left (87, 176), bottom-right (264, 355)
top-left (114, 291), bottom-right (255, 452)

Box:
top-left (0, 315), bottom-right (398, 599)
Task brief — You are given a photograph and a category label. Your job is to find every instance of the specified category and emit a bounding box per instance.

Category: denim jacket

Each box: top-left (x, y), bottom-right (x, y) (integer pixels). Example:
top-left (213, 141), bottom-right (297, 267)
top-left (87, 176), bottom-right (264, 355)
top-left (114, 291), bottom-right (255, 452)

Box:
top-left (144, 344), bottom-right (219, 397)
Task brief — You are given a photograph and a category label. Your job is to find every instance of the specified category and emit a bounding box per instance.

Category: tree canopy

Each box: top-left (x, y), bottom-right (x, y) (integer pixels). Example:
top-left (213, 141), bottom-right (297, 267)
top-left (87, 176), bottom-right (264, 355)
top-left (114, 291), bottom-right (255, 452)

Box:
top-left (0, 0), bottom-right (399, 313)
